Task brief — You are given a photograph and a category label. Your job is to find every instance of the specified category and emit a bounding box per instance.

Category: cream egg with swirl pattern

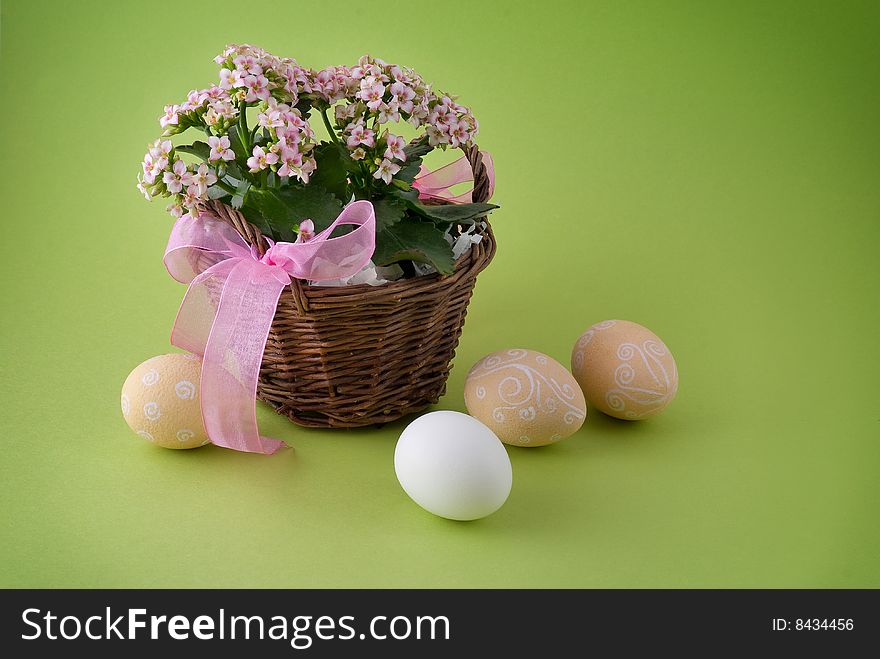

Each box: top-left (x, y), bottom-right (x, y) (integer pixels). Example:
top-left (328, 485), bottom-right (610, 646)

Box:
top-left (464, 349), bottom-right (587, 447)
top-left (571, 320), bottom-right (679, 420)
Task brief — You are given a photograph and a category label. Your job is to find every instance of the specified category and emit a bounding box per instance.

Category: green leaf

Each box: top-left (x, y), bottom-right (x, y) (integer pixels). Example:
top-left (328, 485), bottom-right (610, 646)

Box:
top-left (295, 97), bottom-right (313, 116)
top-left (310, 142), bottom-right (355, 202)
top-left (394, 156), bottom-right (423, 185)
top-left (207, 185), bottom-right (229, 201)
top-left (246, 184), bottom-right (343, 241)
top-left (372, 217), bottom-right (455, 275)
top-left (389, 187), bottom-right (421, 210)
top-left (224, 161), bottom-right (244, 181)
top-left (230, 179), bottom-right (251, 211)
top-left (228, 125), bottom-right (248, 159)
top-left (412, 201), bottom-right (499, 224)
top-left (372, 197), bottom-right (406, 232)
top-left (404, 136), bottom-right (433, 160)
top-left (175, 141), bottom-right (211, 162)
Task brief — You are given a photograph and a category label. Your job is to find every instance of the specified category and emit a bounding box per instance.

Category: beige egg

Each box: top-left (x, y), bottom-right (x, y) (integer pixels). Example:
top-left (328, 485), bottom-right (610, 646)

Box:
top-left (464, 349), bottom-right (587, 447)
top-left (120, 353), bottom-right (209, 449)
top-left (571, 320), bottom-right (678, 420)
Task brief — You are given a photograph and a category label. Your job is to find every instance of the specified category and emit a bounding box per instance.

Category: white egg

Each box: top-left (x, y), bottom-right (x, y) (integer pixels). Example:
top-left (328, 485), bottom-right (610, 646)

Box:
top-left (394, 411), bottom-right (512, 521)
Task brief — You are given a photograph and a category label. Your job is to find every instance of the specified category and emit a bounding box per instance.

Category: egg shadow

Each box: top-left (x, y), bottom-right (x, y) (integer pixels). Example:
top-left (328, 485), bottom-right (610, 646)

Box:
top-left (127, 418), bottom-right (301, 487)
top-left (581, 407), bottom-right (660, 443)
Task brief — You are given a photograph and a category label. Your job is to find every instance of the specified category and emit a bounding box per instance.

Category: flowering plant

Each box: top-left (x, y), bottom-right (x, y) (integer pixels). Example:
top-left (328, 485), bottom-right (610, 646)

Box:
top-left (138, 45), bottom-right (497, 275)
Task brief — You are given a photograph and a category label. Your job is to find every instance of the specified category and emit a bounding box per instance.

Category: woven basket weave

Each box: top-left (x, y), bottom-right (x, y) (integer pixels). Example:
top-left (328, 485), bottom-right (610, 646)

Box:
top-left (200, 144), bottom-right (496, 428)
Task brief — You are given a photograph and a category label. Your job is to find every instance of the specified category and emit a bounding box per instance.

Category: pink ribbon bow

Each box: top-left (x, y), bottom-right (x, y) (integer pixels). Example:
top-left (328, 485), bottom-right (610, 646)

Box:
top-left (412, 151), bottom-right (495, 203)
top-left (163, 200), bottom-right (376, 454)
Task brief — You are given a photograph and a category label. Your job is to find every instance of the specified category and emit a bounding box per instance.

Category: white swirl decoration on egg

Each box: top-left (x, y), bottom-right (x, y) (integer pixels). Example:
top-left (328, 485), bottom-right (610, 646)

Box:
top-left (141, 369), bottom-right (160, 386)
top-left (470, 350), bottom-right (586, 425)
top-left (175, 380), bottom-right (196, 400)
top-left (605, 340), bottom-right (678, 419)
top-left (143, 402), bottom-right (161, 421)
top-left (572, 320), bottom-right (617, 369)
top-left (120, 395), bottom-right (131, 416)
top-left (176, 429), bottom-right (195, 442)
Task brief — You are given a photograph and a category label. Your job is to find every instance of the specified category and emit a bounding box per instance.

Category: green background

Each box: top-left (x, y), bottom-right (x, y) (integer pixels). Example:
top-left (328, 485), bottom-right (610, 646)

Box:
top-left (1, 0), bottom-right (878, 588)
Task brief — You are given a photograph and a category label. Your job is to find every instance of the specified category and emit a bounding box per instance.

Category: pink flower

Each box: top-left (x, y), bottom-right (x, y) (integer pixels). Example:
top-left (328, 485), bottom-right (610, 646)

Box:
top-left (246, 145), bottom-right (278, 172)
top-left (357, 77), bottom-right (386, 110)
top-left (377, 101), bottom-right (400, 124)
top-left (283, 74), bottom-right (302, 102)
top-left (180, 188), bottom-right (201, 210)
top-left (147, 157), bottom-right (168, 183)
top-left (283, 111), bottom-right (313, 139)
top-left (384, 134), bottom-right (407, 161)
top-left (277, 147), bottom-right (303, 178)
top-left (276, 125), bottom-right (302, 145)
top-left (141, 153), bottom-right (159, 184)
top-left (335, 103), bottom-right (358, 124)
top-left (215, 45), bottom-right (238, 65)
top-left (162, 160), bottom-right (193, 194)
top-left (244, 75), bottom-right (271, 102)
top-left (159, 104), bottom-right (180, 128)
top-left (409, 98), bottom-right (430, 126)
top-left (149, 139), bottom-right (172, 159)
top-left (373, 158), bottom-right (401, 185)
top-left (208, 135), bottom-right (235, 161)
top-left (428, 104), bottom-right (451, 127)
top-left (181, 88), bottom-right (207, 112)
top-left (205, 99), bottom-right (236, 126)
top-left (190, 163), bottom-right (217, 196)
top-left (136, 175), bottom-right (152, 200)
top-left (219, 68), bottom-right (242, 90)
top-left (389, 81), bottom-right (415, 114)
top-left (167, 202), bottom-right (185, 219)
top-left (313, 68), bottom-right (341, 102)
top-left (295, 219), bottom-right (315, 243)
top-left (258, 99), bottom-right (287, 130)
top-left (425, 124), bottom-right (448, 147)
top-left (301, 157), bottom-right (316, 181)
top-left (233, 55), bottom-right (263, 76)
top-left (346, 124), bottom-right (375, 149)
top-left (389, 65), bottom-right (413, 84)
top-left (447, 120), bottom-right (470, 148)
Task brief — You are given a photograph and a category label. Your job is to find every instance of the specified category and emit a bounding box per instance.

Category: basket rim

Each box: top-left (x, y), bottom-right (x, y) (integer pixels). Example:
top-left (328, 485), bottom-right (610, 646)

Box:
top-left (198, 141), bottom-right (496, 301)
top-left (205, 196), bottom-right (496, 298)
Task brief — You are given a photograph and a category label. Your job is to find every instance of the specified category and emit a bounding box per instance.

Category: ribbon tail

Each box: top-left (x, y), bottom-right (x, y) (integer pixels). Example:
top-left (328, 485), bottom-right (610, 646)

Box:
top-left (200, 259), bottom-right (288, 454)
top-left (412, 151), bottom-right (494, 204)
top-left (170, 261), bottom-right (237, 358)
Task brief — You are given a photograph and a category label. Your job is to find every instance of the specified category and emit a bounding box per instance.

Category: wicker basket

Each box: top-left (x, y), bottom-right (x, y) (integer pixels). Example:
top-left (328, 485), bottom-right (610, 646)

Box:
top-left (200, 144), bottom-right (496, 428)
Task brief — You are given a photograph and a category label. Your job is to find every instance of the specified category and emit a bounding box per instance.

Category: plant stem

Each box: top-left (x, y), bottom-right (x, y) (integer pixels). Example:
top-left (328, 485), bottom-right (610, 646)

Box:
top-left (239, 100), bottom-right (250, 152)
top-left (321, 108), bottom-right (340, 143)
top-left (215, 179), bottom-right (237, 194)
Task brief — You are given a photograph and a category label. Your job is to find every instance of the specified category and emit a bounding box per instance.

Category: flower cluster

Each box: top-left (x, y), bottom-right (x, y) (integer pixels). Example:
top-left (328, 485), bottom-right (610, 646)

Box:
top-left (137, 139), bottom-right (217, 217)
top-left (214, 43), bottom-right (313, 107)
top-left (314, 55), bottom-right (479, 188)
top-left (138, 47), bottom-right (480, 222)
top-left (316, 55), bottom-right (479, 147)
top-left (138, 44), bottom-right (317, 217)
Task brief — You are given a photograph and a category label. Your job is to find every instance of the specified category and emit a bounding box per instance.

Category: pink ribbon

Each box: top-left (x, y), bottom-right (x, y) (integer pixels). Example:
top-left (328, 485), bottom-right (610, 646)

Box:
top-left (412, 151), bottom-right (495, 203)
top-left (163, 200), bottom-right (376, 454)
